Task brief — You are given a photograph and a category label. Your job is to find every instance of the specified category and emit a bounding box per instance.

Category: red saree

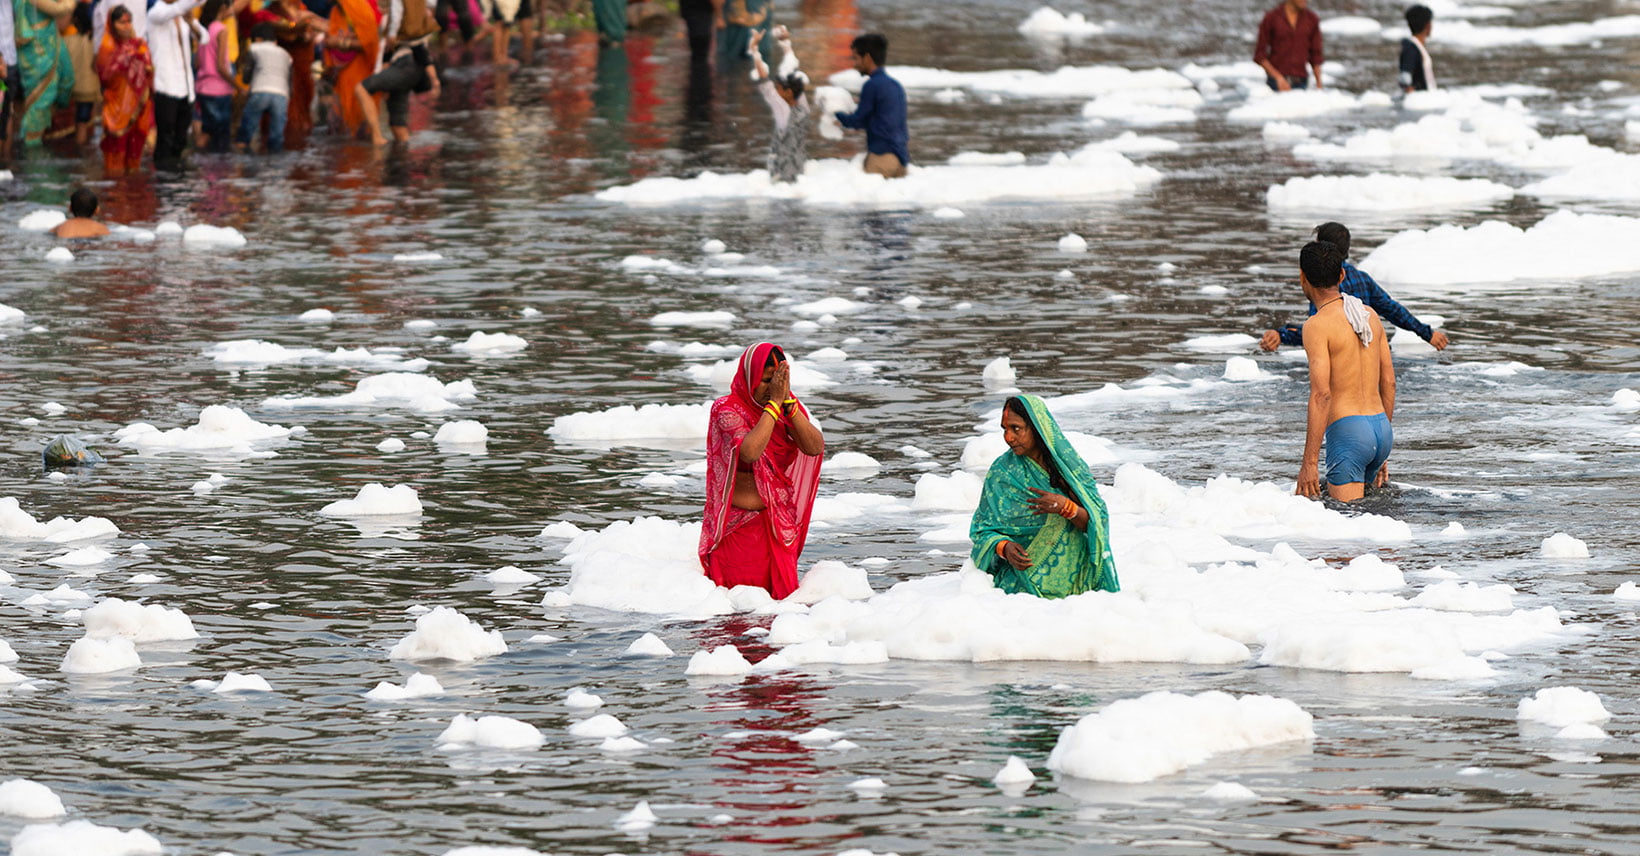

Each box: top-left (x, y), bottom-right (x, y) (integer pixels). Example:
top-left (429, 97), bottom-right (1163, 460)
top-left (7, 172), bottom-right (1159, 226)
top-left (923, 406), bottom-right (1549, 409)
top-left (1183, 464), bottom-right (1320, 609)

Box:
top-left (698, 343), bottom-right (823, 599)
top-left (95, 24), bottom-right (154, 174)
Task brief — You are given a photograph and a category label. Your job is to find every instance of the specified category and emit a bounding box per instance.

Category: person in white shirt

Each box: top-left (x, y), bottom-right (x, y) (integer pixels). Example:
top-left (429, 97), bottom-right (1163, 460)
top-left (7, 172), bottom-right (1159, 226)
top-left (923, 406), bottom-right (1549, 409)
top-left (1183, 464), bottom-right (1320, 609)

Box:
top-left (237, 23), bottom-right (293, 152)
top-left (147, 0), bottom-right (205, 170)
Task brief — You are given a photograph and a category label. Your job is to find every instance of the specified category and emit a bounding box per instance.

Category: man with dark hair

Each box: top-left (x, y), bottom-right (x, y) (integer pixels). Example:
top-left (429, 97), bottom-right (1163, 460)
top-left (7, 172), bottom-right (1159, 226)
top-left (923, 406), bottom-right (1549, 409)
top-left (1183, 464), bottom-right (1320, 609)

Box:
top-left (1295, 240), bottom-right (1395, 502)
top-left (835, 33), bottom-right (909, 178)
top-left (1262, 221), bottom-right (1449, 351)
top-left (51, 188), bottom-right (110, 238)
top-left (1399, 4), bottom-right (1435, 92)
top-left (1254, 0), bottom-right (1323, 92)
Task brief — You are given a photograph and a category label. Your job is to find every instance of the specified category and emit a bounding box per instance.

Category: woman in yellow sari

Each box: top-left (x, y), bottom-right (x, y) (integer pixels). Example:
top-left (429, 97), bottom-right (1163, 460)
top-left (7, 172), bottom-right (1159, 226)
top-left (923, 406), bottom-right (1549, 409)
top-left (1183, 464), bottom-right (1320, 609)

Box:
top-left (324, 0), bottom-right (380, 137)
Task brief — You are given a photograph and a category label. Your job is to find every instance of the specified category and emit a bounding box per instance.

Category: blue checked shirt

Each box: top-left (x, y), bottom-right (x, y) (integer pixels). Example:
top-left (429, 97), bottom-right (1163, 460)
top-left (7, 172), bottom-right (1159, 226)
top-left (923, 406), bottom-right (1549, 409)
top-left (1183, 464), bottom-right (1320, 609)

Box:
top-left (1279, 261), bottom-right (1434, 347)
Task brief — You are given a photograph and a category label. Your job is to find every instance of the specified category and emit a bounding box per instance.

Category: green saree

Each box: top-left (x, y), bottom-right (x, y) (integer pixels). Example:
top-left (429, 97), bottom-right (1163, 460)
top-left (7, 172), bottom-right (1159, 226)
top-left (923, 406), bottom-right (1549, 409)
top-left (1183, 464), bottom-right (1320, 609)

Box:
top-left (16, 0), bottom-right (75, 146)
top-left (969, 394), bottom-right (1119, 598)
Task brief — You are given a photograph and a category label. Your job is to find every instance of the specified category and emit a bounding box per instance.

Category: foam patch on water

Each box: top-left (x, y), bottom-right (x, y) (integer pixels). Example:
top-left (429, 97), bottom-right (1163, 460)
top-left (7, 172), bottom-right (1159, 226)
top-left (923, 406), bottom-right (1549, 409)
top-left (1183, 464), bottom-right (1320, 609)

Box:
top-left (0, 780), bottom-right (66, 819)
top-left (452, 331), bottom-right (528, 357)
top-left (195, 672), bottom-right (273, 693)
top-left (1266, 173), bottom-right (1514, 213)
top-left (19, 210), bottom-right (66, 232)
top-left (59, 635), bottom-right (142, 673)
top-left (388, 606), bottom-right (507, 662)
top-left (597, 151), bottom-right (1161, 208)
top-left (114, 405), bottom-right (303, 458)
top-left (568, 713), bottom-right (629, 737)
top-left (82, 598), bottom-right (198, 642)
top-left (1540, 532), bottom-right (1590, 558)
top-left (182, 224), bottom-right (247, 247)
top-left (0, 498), bottom-right (119, 542)
top-left (321, 484), bottom-right (423, 517)
top-left (206, 340), bottom-right (428, 371)
top-left (1522, 153), bottom-right (1640, 202)
top-left (10, 820), bottom-right (163, 856)
top-left (1360, 211), bottom-right (1640, 288)
top-left (1046, 690), bottom-right (1314, 782)
top-left (1427, 14), bottom-right (1640, 48)
top-left (1518, 687), bottom-right (1610, 727)
top-left (831, 62), bottom-right (1195, 101)
top-left (1018, 7), bottom-right (1107, 37)
top-left (366, 672), bottom-right (445, 700)
top-left (1228, 88), bottom-right (1391, 121)
top-left (434, 420), bottom-right (489, 449)
top-left (1322, 15), bottom-right (1382, 35)
top-left (263, 372), bottom-right (477, 414)
top-left (650, 310), bottom-right (737, 327)
top-left (437, 714), bottom-right (544, 750)
top-left (1085, 131), bottom-right (1182, 154)
top-left (548, 402), bottom-right (711, 448)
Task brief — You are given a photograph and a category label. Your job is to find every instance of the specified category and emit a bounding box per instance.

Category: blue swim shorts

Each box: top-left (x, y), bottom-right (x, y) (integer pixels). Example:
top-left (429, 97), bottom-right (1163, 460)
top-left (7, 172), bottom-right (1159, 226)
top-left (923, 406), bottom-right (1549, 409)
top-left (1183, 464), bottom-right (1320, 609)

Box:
top-left (1324, 412), bottom-right (1393, 486)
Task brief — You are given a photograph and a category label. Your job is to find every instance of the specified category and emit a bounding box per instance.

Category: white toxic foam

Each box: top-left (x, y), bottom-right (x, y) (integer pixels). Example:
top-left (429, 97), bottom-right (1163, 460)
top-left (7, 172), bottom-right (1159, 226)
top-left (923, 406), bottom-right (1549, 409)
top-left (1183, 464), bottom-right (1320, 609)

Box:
top-left (565, 687), bottom-right (604, 710)
top-left (1409, 580), bottom-right (1515, 612)
top-left (1183, 333), bottom-right (1258, 352)
top-left (1266, 173), bottom-right (1514, 213)
top-left (387, 606), bottom-right (507, 662)
top-left (1522, 154), bottom-right (1640, 202)
top-left (597, 151), bottom-right (1161, 208)
top-left (10, 820), bottom-right (163, 856)
top-left (789, 561), bottom-right (875, 604)
top-left (1518, 687), bottom-right (1610, 727)
top-left (614, 800), bottom-right (658, 832)
top-left (297, 308), bottom-right (335, 323)
top-left (393, 250), bottom-right (444, 262)
top-left (377, 438), bottom-right (407, 453)
top-left (0, 498), bottom-right (119, 542)
top-left (114, 405), bottom-right (301, 457)
top-left (46, 546), bottom-right (114, 567)
top-left (452, 331), bottom-right (528, 356)
top-left (983, 356), bottom-right (1018, 385)
top-left (320, 484), bottom-right (423, 517)
top-left (0, 303), bottom-right (24, 323)
top-left (686, 645), bottom-right (754, 676)
top-left (1080, 87), bottom-right (1203, 126)
top-left (1085, 131), bottom-right (1182, 154)
top-left (44, 247), bottom-right (74, 264)
top-left (625, 633), bottom-right (676, 657)
top-left (1045, 691), bottom-right (1314, 782)
top-left (183, 224), bottom-right (247, 247)
top-left (1202, 781), bottom-right (1260, 801)
top-left (649, 310), bottom-right (737, 327)
top-left (1432, 14), bottom-right (1640, 48)
top-left (1223, 356), bottom-right (1267, 381)
top-left (568, 713), bottom-right (629, 738)
top-left (82, 598), bottom-right (199, 642)
top-left (681, 357), bottom-right (834, 393)
top-left (1262, 121), bottom-right (1312, 142)
top-left (59, 635), bottom-right (142, 674)
top-left (1018, 7), bottom-right (1106, 36)
top-left (205, 340), bottom-right (427, 371)
top-left (992, 756), bottom-right (1036, 787)
top-left (826, 452), bottom-right (881, 478)
top-left (262, 372), bottom-right (477, 414)
top-left (548, 402), bottom-right (710, 447)
top-left (365, 672), bottom-right (445, 701)
top-left (198, 672), bottom-right (273, 693)
top-left (0, 780), bottom-right (66, 819)
top-left (1359, 211), bottom-right (1640, 288)
top-left (1228, 88), bottom-right (1391, 121)
top-left (1540, 532), bottom-right (1590, 558)
top-left (646, 340), bottom-right (742, 358)
top-left (831, 62), bottom-right (1194, 100)
top-left (437, 714), bottom-right (544, 750)
top-left (434, 420), bottom-right (489, 448)
top-left (1321, 14), bottom-right (1382, 34)
top-left (19, 210), bottom-right (67, 232)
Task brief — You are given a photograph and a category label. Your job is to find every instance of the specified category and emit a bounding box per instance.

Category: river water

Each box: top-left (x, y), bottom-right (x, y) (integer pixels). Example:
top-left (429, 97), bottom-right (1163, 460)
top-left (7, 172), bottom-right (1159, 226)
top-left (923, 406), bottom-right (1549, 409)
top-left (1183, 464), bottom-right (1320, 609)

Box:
top-left (3, 0), bottom-right (1640, 852)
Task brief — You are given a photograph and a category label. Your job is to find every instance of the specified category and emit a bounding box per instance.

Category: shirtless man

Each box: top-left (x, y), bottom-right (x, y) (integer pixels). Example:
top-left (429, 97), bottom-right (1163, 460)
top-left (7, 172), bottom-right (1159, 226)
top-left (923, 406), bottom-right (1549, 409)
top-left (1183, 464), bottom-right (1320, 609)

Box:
top-left (50, 189), bottom-right (111, 239)
top-left (1295, 240), bottom-right (1395, 502)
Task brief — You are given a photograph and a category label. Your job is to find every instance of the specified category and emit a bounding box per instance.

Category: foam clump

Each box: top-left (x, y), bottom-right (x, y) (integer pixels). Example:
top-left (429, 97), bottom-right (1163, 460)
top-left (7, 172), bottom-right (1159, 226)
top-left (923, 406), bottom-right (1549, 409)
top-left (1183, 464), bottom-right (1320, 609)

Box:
top-left (565, 687), bottom-right (604, 709)
top-left (47, 546), bottom-right (114, 566)
top-left (263, 372), bottom-right (477, 414)
top-left (686, 645), bottom-right (754, 676)
top-left (789, 561), bottom-right (875, 604)
top-left (19, 210), bottom-right (66, 232)
top-left (1262, 121), bottom-right (1312, 142)
top-left (614, 801), bottom-right (657, 832)
top-left (1223, 357), bottom-right (1266, 381)
top-left (701, 238), bottom-right (727, 254)
top-left (1540, 532), bottom-right (1589, 558)
top-left (393, 250), bottom-right (444, 262)
top-left (1058, 233), bottom-right (1088, 252)
top-left (983, 356), bottom-right (1017, 384)
top-left (548, 402), bottom-right (710, 446)
top-left (911, 470), bottom-right (986, 511)
top-left (441, 847), bottom-right (544, 856)
top-left (625, 633), bottom-right (675, 657)
top-left (1410, 580), bottom-right (1514, 612)
top-left (1518, 687), bottom-right (1610, 727)
top-left (992, 756), bottom-right (1036, 787)
top-left (557, 517), bottom-right (733, 617)
top-left (1614, 582), bottom-right (1640, 601)
top-left (320, 483), bottom-right (423, 517)
top-left (82, 598), bottom-right (199, 642)
top-left (827, 452), bottom-right (881, 477)
top-left (1201, 781), bottom-right (1260, 801)
top-left (0, 779), bottom-right (66, 819)
top-left (485, 566), bottom-right (539, 585)
top-left (44, 247), bottom-right (74, 263)
top-left (437, 714), bottom-right (544, 750)
top-left (601, 736), bottom-right (646, 752)
top-left (650, 310), bottom-right (736, 327)
top-left (1184, 333), bottom-right (1258, 352)
top-left (201, 672), bottom-right (274, 693)
top-left (113, 405), bottom-right (301, 457)
top-left (10, 820), bottom-right (163, 856)
top-left (182, 224), bottom-right (247, 247)
top-left (538, 521), bottom-right (585, 539)
top-left (365, 672), bottom-right (445, 700)
top-left (1228, 88), bottom-right (1390, 121)
top-left (1046, 690), bottom-right (1314, 782)
top-left (452, 331), bottom-right (528, 356)
top-left (377, 438), bottom-right (406, 453)
top-left (1018, 6), bottom-right (1105, 36)
top-left (387, 606), bottom-right (507, 662)
top-left (59, 635), bottom-right (142, 674)
top-left (0, 303), bottom-right (25, 323)
top-left (434, 420), bottom-right (489, 447)
top-left (1360, 211), bottom-right (1640, 288)
top-left (206, 340), bottom-right (426, 371)
top-left (567, 713), bottom-right (628, 737)
top-left (932, 206), bottom-right (965, 219)
top-left (1266, 173), bottom-right (1514, 213)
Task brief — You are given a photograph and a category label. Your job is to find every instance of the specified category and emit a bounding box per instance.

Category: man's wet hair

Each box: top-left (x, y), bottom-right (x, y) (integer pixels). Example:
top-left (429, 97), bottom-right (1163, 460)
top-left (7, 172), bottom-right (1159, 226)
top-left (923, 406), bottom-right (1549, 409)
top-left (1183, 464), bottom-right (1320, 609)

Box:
top-left (1300, 240), bottom-right (1345, 289)
top-left (1313, 221), bottom-right (1351, 258)
top-left (851, 34), bottom-right (887, 66)
top-left (69, 188), bottom-right (99, 219)
top-left (251, 21), bottom-right (276, 40)
top-left (1406, 4), bottom-right (1433, 34)
top-left (781, 73), bottom-right (806, 98)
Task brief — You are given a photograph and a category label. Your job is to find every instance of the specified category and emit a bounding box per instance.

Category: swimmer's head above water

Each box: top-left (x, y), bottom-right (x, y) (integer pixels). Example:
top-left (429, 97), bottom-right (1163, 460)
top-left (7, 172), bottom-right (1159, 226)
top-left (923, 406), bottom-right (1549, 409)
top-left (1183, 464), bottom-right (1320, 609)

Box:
top-left (68, 188), bottom-right (99, 220)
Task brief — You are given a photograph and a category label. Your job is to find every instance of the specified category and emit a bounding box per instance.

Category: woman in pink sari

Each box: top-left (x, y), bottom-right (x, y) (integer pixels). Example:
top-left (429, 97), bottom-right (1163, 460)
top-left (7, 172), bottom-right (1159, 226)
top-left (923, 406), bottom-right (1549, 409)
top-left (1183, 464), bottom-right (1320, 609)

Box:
top-left (700, 343), bottom-right (825, 599)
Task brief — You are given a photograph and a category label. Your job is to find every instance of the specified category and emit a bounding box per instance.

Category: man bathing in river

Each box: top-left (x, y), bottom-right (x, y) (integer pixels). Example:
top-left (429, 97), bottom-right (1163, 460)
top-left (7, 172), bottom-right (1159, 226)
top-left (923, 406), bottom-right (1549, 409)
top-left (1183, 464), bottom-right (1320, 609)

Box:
top-left (1262, 222), bottom-right (1448, 352)
top-left (50, 189), bottom-right (110, 239)
top-left (1295, 240), bottom-right (1396, 502)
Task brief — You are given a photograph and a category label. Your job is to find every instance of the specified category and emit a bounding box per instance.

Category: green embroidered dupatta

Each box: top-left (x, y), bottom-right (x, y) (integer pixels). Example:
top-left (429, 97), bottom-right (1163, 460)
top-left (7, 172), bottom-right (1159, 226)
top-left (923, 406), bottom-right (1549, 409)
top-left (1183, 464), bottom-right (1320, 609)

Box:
top-left (968, 394), bottom-right (1119, 598)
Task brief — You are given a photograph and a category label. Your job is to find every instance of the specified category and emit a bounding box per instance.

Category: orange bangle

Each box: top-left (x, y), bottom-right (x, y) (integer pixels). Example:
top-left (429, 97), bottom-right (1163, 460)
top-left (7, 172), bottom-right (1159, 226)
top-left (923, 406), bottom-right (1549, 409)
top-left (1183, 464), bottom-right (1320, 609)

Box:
top-left (995, 541), bottom-right (1009, 558)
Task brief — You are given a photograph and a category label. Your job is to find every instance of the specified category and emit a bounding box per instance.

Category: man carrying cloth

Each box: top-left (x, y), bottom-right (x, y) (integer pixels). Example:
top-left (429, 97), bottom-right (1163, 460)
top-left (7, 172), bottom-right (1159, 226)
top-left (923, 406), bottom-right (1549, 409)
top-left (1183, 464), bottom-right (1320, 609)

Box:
top-left (1262, 222), bottom-right (1449, 352)
top-left (1255, 0), bottom-right (1323, 92)
top-left (1294, 240), bottom-right (1396, 502)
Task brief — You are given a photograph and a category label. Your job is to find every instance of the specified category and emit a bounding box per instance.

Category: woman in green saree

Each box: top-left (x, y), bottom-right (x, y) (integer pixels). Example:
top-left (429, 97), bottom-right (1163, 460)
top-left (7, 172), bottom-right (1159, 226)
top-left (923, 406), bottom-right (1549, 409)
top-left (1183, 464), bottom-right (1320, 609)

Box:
top-left (16, 0), bottom-right (76, 146)
top-left (969, 394), bottom-right (1119, 598)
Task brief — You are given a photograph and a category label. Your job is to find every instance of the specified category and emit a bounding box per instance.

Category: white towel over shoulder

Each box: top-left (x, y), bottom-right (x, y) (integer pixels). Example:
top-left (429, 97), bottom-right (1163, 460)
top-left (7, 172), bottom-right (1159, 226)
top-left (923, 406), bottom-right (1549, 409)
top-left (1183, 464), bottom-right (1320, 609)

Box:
top-left (1342, 293), bottom-right (1374, 347)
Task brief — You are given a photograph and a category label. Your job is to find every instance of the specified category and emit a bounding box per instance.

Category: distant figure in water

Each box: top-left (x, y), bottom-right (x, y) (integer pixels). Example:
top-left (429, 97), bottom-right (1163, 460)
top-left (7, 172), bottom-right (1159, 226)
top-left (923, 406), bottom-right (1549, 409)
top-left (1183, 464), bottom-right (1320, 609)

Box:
top-left (970, 395), bottom-right (1118, 598)
top-left (1261, 222), bottom-right (1448, 352)
top-left (834, 33), bottom-right (909, 178)
top-left (51, 189), bottom-right (110, 238)
top-left (748, 27), bottom-right (808, 183)
top-left (1294, 240), bottom-right (1396, 502)
top-left (700, 343), bottom-right (825, 599)
top-left (1399, 4), bottom-right (1435, 93)
top-left (1254, 0), bottom-right (1323, 91)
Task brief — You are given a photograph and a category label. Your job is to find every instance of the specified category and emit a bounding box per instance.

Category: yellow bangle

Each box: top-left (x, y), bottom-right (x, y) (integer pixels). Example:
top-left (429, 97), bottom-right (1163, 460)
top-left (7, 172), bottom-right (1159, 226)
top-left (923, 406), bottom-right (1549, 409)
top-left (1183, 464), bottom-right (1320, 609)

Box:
top-left (762, 403), bottom-right (782, 421)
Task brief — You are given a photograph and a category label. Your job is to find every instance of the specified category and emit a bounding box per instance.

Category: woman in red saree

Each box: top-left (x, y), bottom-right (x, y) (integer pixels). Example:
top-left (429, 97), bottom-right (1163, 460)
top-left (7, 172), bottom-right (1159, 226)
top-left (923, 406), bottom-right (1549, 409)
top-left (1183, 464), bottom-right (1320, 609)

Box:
top-left (699, 343), bottom-right (825, 599)
top-left (325, 0), bottom-right (381, 138)
top-left (95, 6), bottom-right (153, 175)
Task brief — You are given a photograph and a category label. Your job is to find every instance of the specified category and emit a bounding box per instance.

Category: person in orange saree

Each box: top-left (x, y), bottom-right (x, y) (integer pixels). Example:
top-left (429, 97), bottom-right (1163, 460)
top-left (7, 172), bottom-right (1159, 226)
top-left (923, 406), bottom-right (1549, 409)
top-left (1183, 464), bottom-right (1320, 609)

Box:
top-left (699, 343), bottom-right (824, 599)
top-left (95, 5), bottom-right (154, 174)
top-left (324, 0), bottom-right (380, 138)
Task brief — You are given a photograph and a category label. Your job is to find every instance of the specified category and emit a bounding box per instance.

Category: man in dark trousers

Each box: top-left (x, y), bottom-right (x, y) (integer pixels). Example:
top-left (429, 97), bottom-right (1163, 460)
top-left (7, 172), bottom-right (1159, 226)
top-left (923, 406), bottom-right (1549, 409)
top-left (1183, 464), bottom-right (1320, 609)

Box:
top-left (834, 33), bottom-right (908, 178)
top-left (1254, 0), bottom-right (1323, 92)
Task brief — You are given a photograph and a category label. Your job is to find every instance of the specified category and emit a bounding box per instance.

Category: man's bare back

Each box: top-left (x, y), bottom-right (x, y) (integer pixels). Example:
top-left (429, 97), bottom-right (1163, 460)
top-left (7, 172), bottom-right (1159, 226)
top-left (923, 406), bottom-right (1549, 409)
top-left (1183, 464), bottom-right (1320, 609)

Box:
top-left (50, 218), bottom-right (110, 239)
top-left (1304, 300), bottom-right (1392, 423)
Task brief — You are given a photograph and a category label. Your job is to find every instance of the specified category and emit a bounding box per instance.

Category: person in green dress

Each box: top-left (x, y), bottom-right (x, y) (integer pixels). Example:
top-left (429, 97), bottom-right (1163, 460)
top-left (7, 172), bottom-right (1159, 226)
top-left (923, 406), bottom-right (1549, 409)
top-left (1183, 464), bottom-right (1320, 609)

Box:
top-left (969, 394), bottom-right (1119, 598)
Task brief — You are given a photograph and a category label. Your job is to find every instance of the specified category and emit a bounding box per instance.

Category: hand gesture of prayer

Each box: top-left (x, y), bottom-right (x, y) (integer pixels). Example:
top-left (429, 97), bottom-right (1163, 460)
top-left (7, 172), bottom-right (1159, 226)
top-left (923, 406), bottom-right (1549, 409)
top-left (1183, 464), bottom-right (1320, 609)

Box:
top-left (1295, 460), bottom-right (1321, 498)
top-left (766, 360), bottom-right (791, 406)
top-left (1000, 540), bottom-right (1031, 570)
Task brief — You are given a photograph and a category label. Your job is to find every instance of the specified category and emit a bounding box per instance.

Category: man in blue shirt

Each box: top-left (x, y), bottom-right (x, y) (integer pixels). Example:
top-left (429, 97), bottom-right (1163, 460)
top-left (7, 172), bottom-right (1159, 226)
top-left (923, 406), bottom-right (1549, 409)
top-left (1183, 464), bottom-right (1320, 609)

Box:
top-left (1261, 222), bottom-right (1450, 351)
top-left (835, 33), bottom-right (909, 178)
